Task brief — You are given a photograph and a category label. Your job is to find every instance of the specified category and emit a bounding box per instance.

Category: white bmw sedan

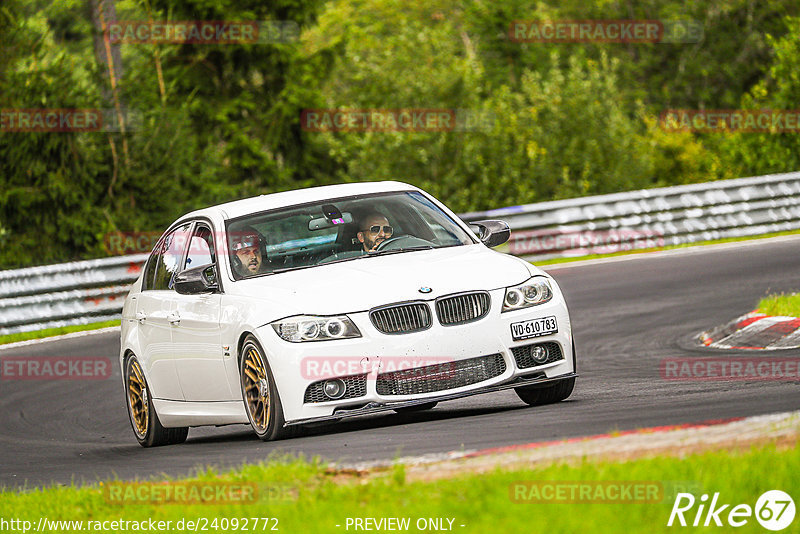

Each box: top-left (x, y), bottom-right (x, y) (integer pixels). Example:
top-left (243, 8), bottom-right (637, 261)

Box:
top-left (120, 181), bottom-right (576, 446)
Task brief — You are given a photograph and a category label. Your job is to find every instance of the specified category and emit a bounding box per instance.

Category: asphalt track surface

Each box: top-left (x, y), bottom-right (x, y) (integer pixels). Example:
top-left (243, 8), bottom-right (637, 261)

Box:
top-left (2, 237), bottom-right (800, 489)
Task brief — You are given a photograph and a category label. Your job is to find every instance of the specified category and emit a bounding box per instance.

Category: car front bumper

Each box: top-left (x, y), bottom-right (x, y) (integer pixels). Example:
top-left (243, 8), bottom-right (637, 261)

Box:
top-left (284, 372), bottom-right (578, 425)
top-left (259, 287), bottom-right (575, 424)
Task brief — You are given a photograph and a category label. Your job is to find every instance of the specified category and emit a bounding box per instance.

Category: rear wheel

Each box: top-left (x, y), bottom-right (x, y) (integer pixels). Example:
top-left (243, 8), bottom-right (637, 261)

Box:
top-left (394, 401), bottom-right (438, 413)
top-left (239, 336), bottom-right (298, 441)
top-left (515, 376), bottom-right (575, 406)
top-left (125, 355), bottom-right (188, 447)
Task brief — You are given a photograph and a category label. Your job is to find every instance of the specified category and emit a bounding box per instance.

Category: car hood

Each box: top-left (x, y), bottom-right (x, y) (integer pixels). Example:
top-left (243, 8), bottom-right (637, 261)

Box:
top-left (233, 244), bottom-right (535, 316)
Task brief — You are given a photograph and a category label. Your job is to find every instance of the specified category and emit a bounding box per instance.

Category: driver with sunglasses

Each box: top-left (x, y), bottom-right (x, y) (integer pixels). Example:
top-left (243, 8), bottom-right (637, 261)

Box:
top-left (356, 211), bottom-right (394, 253)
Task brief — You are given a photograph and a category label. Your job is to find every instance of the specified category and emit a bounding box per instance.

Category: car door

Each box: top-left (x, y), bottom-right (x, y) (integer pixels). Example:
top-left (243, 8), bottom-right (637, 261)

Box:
top-left (170, 221), bottom-right (234, 401)
top-left (135, 223), bottom-right (192, 401)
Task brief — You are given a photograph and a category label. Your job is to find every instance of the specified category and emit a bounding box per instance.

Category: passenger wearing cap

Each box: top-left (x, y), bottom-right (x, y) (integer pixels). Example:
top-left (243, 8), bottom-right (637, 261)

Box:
top-left (230, 226), bottom-right (269, 277)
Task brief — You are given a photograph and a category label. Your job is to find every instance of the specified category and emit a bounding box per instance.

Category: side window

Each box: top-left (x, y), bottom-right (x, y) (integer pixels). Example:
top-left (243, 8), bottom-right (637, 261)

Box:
top-left (152, 223), bottom-right (191, 291)
top-left (184, 224), bottom-right (215, 270)
top-left (142, 249), bottom-right (160, 291)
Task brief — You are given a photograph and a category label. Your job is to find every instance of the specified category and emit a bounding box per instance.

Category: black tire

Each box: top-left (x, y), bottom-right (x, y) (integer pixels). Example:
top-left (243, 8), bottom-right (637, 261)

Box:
top-left (514, 376), bottom-right (575, 406)
top-left (124, 355), bottom-right (188, 447)
top-left (239, 335), bottom-right (300, 441)
top-left (394, 401), bottom-right (438, 413)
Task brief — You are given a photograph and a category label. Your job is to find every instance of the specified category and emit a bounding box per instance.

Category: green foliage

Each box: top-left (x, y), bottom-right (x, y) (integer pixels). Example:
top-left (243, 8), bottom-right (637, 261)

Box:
top-left (302, 1), bottom-right (735, 212)
top-left (0, 0), bottom-right (331, 268)
top-left (1, 0), bottom-right (800, 268)
top-left (0, 2), bottom-right (110, 265)
top-left (711, 17), bottom-right (800, 177)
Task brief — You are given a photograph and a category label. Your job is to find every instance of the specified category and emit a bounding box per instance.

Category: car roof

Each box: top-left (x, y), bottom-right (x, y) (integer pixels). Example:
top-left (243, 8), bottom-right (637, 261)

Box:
top-left (180, 181), bottom-right (420, 222)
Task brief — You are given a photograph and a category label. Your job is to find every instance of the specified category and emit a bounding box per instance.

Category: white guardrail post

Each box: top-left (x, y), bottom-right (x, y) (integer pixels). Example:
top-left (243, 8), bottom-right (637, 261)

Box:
top-left (1, 173), bottom-right (799, 335)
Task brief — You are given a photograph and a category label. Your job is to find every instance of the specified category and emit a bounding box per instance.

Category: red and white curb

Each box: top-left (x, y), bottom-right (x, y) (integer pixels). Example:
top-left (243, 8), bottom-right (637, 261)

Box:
top-left (699, 311), bottom-right (800, 350)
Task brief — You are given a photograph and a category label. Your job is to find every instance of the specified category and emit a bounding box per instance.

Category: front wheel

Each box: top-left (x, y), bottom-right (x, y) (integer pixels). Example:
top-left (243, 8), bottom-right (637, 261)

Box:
top-left (515, 376), bottom-right (575, 406)
top-left (239, 336), bottom-right (298, 441)
top-left (124, 355), bottom-right (188, 447)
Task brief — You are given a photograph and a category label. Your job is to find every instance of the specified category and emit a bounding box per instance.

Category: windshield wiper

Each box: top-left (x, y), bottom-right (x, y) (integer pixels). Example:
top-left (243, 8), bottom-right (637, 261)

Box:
top-left (366, 245), bottom-right (435, 257)
top-left (265, 246), bottom-right (436, 273)
top-left (269, 265), bottom-right (313, 274)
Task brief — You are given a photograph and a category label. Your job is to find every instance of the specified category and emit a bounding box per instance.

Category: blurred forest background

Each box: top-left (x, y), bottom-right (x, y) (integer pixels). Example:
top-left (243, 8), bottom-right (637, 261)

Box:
top-left (1, 0), bottom-right (800, 268)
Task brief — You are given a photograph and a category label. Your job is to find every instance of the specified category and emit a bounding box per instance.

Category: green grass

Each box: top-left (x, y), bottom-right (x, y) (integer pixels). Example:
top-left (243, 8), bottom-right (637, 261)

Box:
top-left (1, 443), bottom-right (797, 533)
top-left (0, 320), bottom-right (120, 345)
top-left (758, 293), bottom-right (800, 317)
top-left (533, 229), bottom-right (800, 266)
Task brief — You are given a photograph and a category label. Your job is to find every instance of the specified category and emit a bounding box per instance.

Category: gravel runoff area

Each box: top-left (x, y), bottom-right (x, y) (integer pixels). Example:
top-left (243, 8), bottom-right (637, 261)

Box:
top-left (329, 411), bottom-right (800, 482)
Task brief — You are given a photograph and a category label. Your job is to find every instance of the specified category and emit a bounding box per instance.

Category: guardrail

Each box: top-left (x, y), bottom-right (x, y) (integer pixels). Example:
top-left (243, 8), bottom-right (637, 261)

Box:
top-left (1, 172), bottom-right (799, 336)
top-left (0, 254), bottom-right (148, 336)
top-left (461, 171), bottom-right (800, 261)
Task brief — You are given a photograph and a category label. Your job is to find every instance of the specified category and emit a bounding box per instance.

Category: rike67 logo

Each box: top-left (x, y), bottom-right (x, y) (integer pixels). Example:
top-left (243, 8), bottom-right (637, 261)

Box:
top-left (668, 490), bottom-right (795, 531)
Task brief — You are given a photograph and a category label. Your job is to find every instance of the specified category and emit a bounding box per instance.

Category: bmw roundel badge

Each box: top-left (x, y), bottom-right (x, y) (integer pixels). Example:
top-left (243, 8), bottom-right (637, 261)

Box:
top-left (419, 287), bottom-right (432, 294)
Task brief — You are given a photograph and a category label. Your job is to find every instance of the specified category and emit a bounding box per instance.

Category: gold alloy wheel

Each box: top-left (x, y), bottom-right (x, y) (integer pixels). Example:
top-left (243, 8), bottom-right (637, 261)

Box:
top-left (242, 344), bottom-right (271, 432)
top-left (127, 359), bottom-right (149, 438)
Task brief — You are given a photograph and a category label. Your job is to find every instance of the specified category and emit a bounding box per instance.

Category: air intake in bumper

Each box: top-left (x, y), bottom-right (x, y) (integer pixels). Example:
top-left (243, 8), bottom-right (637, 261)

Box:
top-left (376, 353), bottom-right (506, 395)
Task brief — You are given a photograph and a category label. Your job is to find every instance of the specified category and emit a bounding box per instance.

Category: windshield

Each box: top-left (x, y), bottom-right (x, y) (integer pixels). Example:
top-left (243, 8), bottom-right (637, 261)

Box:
top-left (226, 191), bottom-right (475, 279)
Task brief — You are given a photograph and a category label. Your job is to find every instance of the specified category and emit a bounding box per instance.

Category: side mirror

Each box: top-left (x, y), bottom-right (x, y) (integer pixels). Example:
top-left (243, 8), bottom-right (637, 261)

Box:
top-left (175, 264), bottom-right (219, 295)
top-left (469, 220), bottom-right (511, 248)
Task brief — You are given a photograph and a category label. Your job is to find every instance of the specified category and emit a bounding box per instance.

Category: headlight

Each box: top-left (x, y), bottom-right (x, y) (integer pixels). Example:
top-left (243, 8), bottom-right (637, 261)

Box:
top-left (502, 277), bottom-right (553, 312)
top-left (271, 315), bottom-right (361, 342)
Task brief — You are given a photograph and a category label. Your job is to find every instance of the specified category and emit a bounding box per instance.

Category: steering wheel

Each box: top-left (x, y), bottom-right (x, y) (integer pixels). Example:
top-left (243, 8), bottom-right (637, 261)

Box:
top-left (375, 235), bottom-right (435, 252)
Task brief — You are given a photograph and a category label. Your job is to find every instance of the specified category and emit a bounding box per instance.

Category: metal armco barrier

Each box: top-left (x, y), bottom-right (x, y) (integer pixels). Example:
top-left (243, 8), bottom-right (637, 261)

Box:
top-left (1, 172), bottom-right (799, 335)
top-left (461, 171), bottom-right (800, 261)
top-left (0, 254), bottom-right (148, 336)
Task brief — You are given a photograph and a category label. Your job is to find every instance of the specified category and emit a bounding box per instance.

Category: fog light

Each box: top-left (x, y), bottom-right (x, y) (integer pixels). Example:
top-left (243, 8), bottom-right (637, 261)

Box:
top-left (323, 379), bottom-right (346, 399)
top-left (531, 345), bottom-right (549, 364)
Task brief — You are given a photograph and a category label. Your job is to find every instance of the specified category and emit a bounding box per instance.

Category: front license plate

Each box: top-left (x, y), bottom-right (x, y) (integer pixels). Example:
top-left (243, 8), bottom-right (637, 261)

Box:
top-left (510, 316), bottom-right (558, 340)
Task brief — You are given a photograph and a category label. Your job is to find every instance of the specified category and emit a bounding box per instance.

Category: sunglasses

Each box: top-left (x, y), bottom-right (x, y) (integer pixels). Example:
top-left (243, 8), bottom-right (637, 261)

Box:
top-left (367, 225), bottom-right (393, 235)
